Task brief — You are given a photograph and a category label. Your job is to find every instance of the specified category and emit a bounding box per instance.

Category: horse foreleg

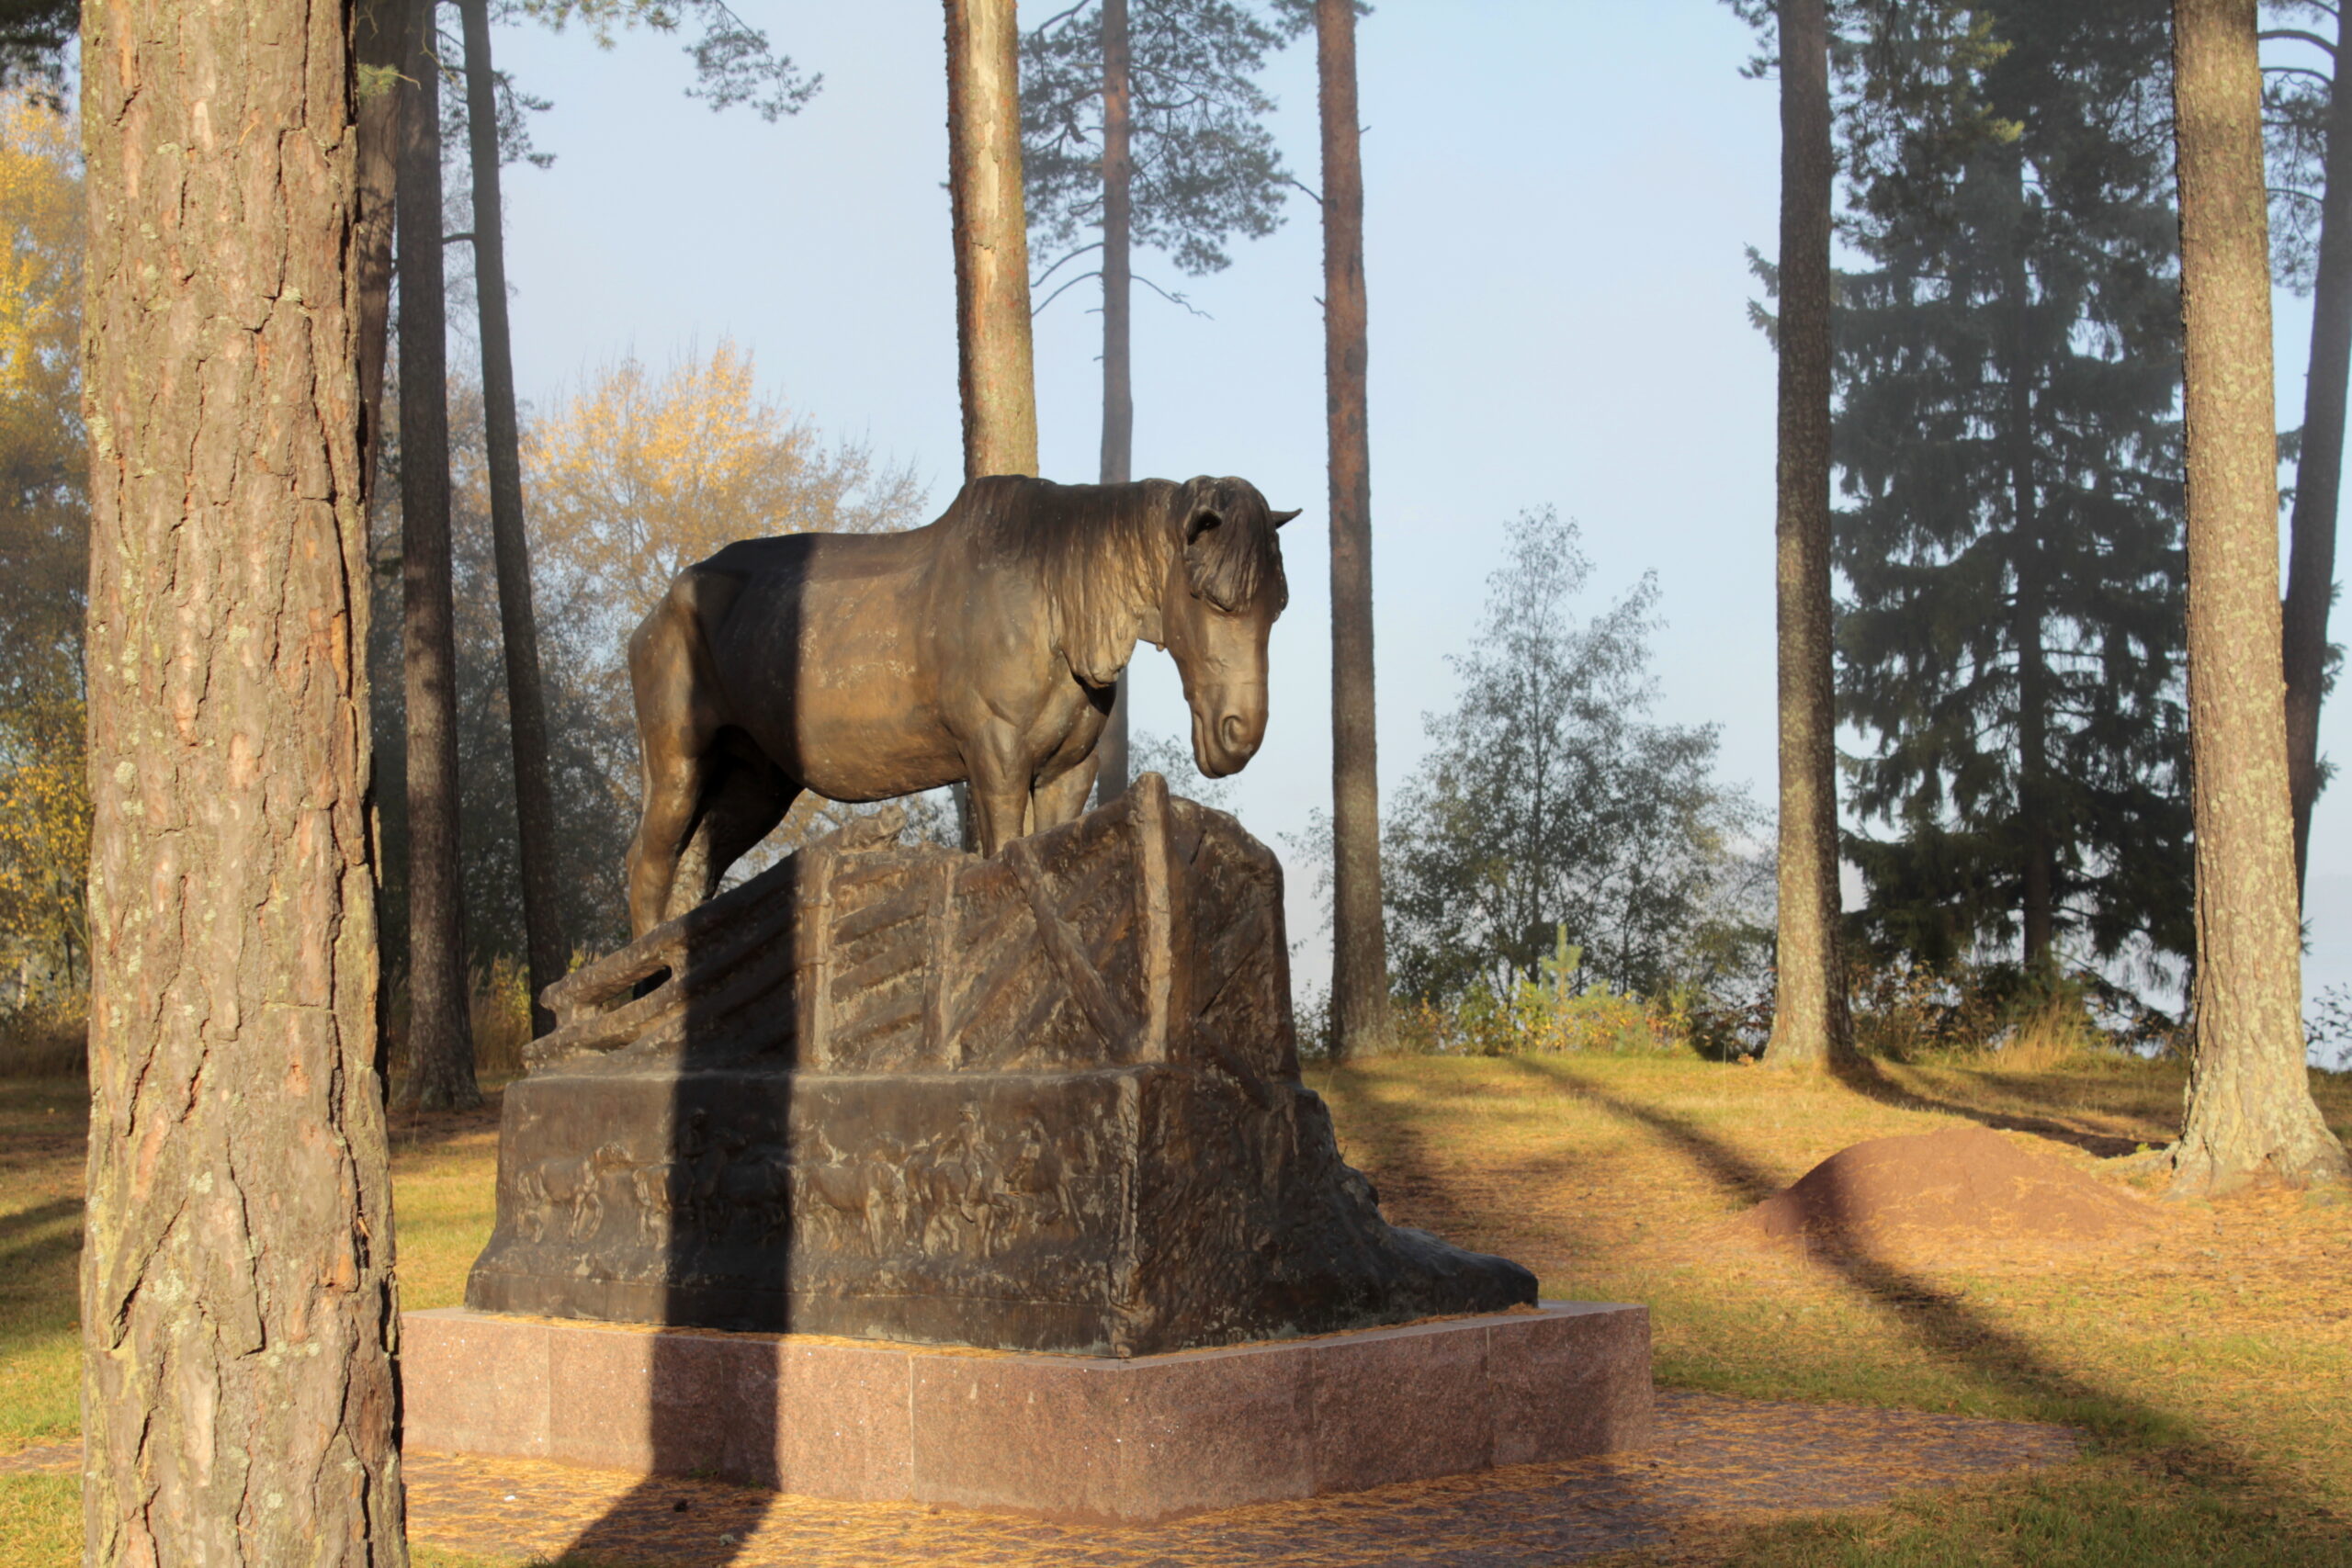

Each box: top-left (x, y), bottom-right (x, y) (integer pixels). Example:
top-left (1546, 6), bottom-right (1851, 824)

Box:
top-left (1030, 751), bottom-right (1100, 835)
top-left (965, 728), bottom-right (1034, 858)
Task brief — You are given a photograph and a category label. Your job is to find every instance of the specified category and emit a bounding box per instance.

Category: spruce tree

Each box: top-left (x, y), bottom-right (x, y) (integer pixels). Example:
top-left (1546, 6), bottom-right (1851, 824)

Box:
top-left (1833, 0), bottom-right (2195, 978)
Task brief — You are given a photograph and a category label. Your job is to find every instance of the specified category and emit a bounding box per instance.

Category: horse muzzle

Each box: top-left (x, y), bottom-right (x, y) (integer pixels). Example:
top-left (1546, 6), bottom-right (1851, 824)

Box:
top-left (1192, 704), bottom-right (1266, 779)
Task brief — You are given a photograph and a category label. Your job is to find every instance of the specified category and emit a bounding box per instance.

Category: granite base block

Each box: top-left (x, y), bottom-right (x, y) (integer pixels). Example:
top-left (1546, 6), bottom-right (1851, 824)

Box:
top-left (401, 1302), bottom-right (1653, 1524)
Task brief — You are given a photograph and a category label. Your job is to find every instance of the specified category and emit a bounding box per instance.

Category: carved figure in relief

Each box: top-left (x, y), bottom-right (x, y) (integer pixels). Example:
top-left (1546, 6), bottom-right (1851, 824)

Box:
top-left (795, 1146), bottom-right (870, 1259)
top-left (622, 475), bottom-right (1296, 933)
top-left (1003, 1118), bottom-right (1079, 1231)
top-left (718, 1149), bottom-right (796, 1247)
top-left (629, 1160), bottom-right (694, 1247)
top-left (865, 1135), bottom-right (912, 1254)
top-left (516, 1144), bottom-right (628, 1242)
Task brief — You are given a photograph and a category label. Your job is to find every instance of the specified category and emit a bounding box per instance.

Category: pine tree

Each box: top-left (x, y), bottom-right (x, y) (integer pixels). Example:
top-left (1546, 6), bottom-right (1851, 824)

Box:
top-left (82, 1), bottom-right (407, 1554)
top-left (1311, 0), bottom-right (1392, 1056)
top-left (1022, 0), bottom-right (1304, 800)
top-left (398, 0), bottom-right (482, 1111)
top-left (2258, 2), bottom-right (2352, 896)
top-left (1726, 0), bottom-right (1854, 1066)
top-left (948, 0), bottom-right (1040, 483)
top-left (2171, 0), bottom-right (2351, 1191)
top-left (1832, 0), bottom-right (2195, 980)
top-left (457, 0), bottom-right (568, 1037)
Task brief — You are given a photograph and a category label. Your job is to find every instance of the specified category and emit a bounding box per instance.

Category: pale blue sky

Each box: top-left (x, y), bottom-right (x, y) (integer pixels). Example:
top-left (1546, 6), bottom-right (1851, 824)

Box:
top-left (481, 2), bottom-right (2348, 1044)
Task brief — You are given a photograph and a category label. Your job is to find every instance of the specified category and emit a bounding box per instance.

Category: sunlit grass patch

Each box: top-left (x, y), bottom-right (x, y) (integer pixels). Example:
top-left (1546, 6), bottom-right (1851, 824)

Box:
top-left (0, 1475), bottom-right (77, 1568)
top-left (1312, 1051), bottom-right (2352, 1561)
top-left (0, 1079), bottom-right (84, 1455)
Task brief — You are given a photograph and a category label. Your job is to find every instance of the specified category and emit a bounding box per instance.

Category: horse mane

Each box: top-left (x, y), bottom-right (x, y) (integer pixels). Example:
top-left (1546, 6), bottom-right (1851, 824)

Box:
top-left (954, 475), bottom-right (1287, 687)
top-left (1180, 475), bottom-right (1290, 617)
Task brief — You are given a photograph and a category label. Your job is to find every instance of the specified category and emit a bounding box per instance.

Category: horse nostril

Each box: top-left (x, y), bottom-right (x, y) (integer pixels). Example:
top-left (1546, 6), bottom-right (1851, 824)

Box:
top-left (1221, 714), bottom-right (1250, 757)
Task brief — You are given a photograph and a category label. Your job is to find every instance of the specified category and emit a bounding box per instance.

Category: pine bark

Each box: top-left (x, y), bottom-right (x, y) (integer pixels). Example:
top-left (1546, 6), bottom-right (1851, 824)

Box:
top-left (944, 0), bottom-right (1040, 482)
top-left (1095, 0), bottom-right (1136, 804)
top-left (80, 1), bottom-right (409, 1561)
top-left (1764, 0), bottom-right (1850, 1067)
top-left (2171, 0), bottom-right (2352, 1192)
top-left (356, 0), bottom-right (413, 517)
top-left (2283, 9), bottom-right (2352, 898)
top-left (460, 0), bottom-right (566, 1036)
top-left (1316, 0), bottom-right (1392, 1059)
top-left (398, 0), bottom-right (481, 1109)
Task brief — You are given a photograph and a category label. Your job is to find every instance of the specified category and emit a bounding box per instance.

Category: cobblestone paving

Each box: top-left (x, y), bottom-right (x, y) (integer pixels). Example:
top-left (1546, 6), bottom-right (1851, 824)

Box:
top-left (1, 1388), bottom-right (2079, 1565)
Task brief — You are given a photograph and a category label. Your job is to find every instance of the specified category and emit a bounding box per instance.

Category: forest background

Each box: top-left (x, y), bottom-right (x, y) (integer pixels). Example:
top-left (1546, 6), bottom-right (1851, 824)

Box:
top-left (4, 0), bottom-right (2350, 1060)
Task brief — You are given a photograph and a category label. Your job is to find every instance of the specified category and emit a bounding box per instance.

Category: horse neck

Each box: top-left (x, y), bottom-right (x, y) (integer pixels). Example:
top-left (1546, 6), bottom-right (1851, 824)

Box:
top-left (1067, 481), bottom-right (1181, 626)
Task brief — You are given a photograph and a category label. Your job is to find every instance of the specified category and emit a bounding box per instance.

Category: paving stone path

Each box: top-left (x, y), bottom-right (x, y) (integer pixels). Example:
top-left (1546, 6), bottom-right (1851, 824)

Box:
top-left (1, 1389), bottom-right (2082, 1565)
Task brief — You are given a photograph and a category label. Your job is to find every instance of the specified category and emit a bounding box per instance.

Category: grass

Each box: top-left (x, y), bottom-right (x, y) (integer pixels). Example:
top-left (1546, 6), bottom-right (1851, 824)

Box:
top-left (4, 1050), bottom-right (2351, 1564)
top-left (1311, 1050), bottom-right (2352, 1565)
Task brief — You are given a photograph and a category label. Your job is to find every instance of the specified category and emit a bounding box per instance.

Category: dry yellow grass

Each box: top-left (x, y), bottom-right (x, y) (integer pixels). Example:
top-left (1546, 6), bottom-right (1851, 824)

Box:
top-left (1312, 1051), bottom-right (2352, 1562)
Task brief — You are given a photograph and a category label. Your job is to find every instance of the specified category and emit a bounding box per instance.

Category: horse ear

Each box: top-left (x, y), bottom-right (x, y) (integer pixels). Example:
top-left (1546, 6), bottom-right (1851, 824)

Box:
top-left (1269, 508), bottom-right (1301, 526)
top-left (1185, 507), bottom-right (1224, 544)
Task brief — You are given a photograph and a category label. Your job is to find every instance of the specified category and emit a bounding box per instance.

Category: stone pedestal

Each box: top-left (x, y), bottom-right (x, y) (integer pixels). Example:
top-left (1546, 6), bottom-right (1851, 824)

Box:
top-left (467, 779), bottom-right (1535, 1356)
top-left (401, 1302), bottom-right (1654, 1524)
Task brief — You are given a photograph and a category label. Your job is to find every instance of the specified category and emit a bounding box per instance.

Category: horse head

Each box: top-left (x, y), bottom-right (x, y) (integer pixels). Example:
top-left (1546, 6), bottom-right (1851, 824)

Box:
top-left (1156, 478), bottom-right (1296, 779)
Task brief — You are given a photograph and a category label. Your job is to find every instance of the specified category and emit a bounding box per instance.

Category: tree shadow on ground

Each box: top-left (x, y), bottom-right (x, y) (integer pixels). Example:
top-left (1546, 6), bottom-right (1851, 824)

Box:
top-left (1826, 1053), bottom-right (2148, 1159)
top-left (0, 1197), bottom-right (80, 1280)
top-left (1492, 1056), bottom-right (2305, 1503)
top-left (1317, 1062), bottom-right (1631, 1272)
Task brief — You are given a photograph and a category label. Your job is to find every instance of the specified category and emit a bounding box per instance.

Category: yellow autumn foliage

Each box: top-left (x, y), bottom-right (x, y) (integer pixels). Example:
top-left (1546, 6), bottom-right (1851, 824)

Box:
top-left (0, 90), bottom-right (85, 1008)
top-left (514, 339), bottom-right (932, 879)
top-left (0, 91), bottom-right (74, 404)
top-left (524, 336), bottom-right (924, 656)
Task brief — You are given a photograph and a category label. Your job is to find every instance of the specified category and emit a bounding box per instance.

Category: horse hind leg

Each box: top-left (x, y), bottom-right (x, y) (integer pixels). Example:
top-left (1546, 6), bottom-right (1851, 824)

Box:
top-left (625, 588), bottom-right (727, 940)
top-left (667, 750), bottom-right (796, 919)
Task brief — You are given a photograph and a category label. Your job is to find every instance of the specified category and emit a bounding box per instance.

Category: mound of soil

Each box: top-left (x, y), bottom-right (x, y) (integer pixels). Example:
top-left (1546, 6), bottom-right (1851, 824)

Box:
top-left (1735, 1125), bottom-right (2155, 1255)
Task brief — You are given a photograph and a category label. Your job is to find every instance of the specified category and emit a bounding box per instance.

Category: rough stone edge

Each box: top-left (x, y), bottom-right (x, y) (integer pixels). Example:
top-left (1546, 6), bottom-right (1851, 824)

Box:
top-left (399, 1300), bottom-right (1653, 1524)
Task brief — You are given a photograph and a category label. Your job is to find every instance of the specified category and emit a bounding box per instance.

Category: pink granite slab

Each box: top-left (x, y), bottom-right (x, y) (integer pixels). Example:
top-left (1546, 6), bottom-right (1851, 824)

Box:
top-left (400, 1302), bottom-right (1652, 1524)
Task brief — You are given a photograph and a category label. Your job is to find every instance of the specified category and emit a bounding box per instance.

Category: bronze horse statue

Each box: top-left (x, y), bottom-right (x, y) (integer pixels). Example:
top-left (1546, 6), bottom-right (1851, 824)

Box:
top-left (623, 474), bottom-right (1296, 936)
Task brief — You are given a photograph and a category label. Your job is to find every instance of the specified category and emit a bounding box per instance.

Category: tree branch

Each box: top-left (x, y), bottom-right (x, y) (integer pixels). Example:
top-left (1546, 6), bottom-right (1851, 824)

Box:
top-left (1028, 0), bottom-right (1094, 39)
top-left (1031, 239), bottom-right (1103, 291)
top-left (2261, 28), bottom-right (2337, 57)
top-left (1135, 271), bottom-right (1210, 319)
top-left (1032, 268), bottom-right (1102, 317)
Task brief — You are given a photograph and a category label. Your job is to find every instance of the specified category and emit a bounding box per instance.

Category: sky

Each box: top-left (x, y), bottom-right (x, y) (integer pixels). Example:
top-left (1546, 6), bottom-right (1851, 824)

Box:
top-left (481, 2), bottom-right (2352, 1053)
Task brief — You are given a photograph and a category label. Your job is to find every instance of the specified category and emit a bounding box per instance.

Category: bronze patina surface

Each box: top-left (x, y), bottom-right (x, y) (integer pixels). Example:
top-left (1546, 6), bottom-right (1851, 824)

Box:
top-left (621, 474), bottom-right (1297, 935)
top-left (467, 778), bottom-right (1536, 1355)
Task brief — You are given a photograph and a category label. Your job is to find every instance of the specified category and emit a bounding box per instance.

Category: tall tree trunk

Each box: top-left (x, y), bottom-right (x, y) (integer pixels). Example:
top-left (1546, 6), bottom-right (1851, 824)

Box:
top-left (2171, 0), bottom-right (2352, 1193)
top-left (1315, 0), bottom-right (1391, 1059)
top-left (80, 2), bottom-right (409, 1560)
top-left (1096, 0), bottom-right (1135, 805)
top-left (944, 0), bottom-right (1039, 482)
top-left (2005, 221), bottom-right (2057, 972)
top-left (460, 0), bottom-right (566, 1037)
top-left (2284, 10), bottom-right (2352, 898)
top-left (356, 0), bottom-right (414, 519)
top-left (1764, 0), bottom-right (1849, 1067)
top-left (398, 0), bottom-right (481, 1110)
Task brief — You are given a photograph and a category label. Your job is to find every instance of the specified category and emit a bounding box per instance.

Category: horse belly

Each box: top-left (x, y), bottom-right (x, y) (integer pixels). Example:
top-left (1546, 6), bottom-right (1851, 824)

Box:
top-left (716, 578), bottom-right (960, 800)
